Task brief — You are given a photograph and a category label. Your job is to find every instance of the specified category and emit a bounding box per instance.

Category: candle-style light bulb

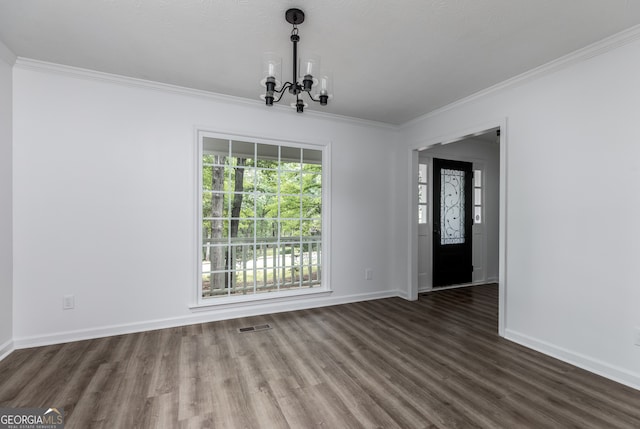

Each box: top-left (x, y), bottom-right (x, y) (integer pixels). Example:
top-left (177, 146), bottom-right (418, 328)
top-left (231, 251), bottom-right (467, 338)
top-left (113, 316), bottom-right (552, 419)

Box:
top-left (315, 72), bottom-right (332, 105)
top-left (261, 53), bottom-right (281, 84)
top-left (320, 77), bottom-right (328, 94)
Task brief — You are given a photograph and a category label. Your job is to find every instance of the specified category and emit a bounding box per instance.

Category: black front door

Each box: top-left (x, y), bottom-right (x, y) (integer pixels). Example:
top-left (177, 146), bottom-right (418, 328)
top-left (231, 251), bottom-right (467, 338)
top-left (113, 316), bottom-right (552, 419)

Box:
top-left (432, 158), bottom-right (473, 287)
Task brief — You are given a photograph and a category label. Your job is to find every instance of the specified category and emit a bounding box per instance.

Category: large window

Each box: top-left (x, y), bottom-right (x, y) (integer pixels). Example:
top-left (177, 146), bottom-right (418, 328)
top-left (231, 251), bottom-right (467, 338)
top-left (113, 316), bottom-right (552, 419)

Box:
top-left (198, 134), bottom-right (326, 302)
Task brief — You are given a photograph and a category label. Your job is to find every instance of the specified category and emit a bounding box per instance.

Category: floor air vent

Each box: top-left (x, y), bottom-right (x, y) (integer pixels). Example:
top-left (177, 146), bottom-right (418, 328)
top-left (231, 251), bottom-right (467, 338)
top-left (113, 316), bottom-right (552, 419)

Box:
top-left (238, 324), bottom-right (272, 333)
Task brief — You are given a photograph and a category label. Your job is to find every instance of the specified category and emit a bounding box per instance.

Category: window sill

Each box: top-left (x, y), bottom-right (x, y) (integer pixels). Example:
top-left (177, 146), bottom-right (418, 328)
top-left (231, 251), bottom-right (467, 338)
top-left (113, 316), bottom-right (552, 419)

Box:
top-left (189, 287), bottom-right (332, 311)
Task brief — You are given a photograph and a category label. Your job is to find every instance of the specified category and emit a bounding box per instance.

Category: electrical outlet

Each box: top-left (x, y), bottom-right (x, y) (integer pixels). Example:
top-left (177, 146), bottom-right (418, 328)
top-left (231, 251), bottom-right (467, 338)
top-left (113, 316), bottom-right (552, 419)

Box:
top-left (63, 294), bottom-right (75, 310)
top-left (634, 328), bottom-right (640, 346)
top-left (364, 268), bottom-right (373, 280)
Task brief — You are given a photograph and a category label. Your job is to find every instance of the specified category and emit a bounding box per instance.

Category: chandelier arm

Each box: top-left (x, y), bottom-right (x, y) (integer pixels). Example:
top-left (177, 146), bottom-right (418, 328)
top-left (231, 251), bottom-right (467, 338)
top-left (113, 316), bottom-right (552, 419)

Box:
top-left (304, 91), bottom-right (321, 103)
top-left (274, 83), bottom-right (293, 103)
top-left (275, 82), bottom-right (293, 94)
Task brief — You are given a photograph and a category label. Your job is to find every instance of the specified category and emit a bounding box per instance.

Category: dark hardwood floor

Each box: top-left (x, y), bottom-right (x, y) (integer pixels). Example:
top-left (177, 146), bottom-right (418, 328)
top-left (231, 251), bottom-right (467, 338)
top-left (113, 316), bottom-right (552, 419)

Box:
top-left (1, 284), bottom-right (639, 428)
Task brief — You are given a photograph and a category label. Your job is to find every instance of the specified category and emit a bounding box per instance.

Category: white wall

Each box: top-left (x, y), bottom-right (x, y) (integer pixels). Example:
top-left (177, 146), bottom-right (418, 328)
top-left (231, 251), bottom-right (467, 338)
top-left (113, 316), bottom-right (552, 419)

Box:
top-left (398, 34), bottom-right (640, 388)
top-left (0, 41), bottom-right (15, 358)
top-left (12, 62), bottom-right (399, 345)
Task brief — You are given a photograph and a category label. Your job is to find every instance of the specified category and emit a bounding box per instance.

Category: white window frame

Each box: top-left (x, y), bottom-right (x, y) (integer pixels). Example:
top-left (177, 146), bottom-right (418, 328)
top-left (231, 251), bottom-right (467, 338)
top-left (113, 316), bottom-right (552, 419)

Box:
top-left (193, 129), bottom-right (331, 307)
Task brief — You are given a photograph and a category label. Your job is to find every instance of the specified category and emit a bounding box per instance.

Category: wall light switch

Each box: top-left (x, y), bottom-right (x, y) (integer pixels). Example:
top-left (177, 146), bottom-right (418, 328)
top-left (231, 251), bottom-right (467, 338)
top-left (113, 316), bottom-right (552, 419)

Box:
top-left (634, 328), bottom-right (640, 347)
top-left (365, 269), bottom-right (373, 280)
top-left (63, 294), bottom-right (75, 310)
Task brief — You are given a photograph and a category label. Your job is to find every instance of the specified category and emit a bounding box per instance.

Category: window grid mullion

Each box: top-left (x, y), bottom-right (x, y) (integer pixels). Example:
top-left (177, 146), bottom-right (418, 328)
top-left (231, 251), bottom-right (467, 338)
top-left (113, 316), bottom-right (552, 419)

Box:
top-left (277, 145), bottom-right (281, 292)
top-left (227, 140), bottom-right (232, 296)
top-left (253, 142), bottom-right (257, 295)
top-left (299, 150), bottom-right (303, 288)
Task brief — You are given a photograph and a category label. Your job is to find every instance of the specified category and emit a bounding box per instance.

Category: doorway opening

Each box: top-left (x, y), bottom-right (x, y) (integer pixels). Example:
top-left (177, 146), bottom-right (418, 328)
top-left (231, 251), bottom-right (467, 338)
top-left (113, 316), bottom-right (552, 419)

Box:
top-left (409, 122), bottom-right (506, 336)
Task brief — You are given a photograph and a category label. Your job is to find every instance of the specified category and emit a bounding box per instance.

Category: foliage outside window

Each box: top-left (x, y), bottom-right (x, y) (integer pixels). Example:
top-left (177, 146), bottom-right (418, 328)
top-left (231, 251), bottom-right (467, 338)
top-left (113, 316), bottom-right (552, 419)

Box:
top-left (199, 136), bottom-right (324, 300)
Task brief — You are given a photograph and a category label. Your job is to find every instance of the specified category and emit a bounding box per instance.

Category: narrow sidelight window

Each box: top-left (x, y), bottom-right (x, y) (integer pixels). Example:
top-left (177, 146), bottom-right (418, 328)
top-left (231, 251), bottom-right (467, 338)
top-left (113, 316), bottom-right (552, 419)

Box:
top-left (473, 169), bottom-right (482, 224)
top-left (418, 163), bottom-right (428, 224)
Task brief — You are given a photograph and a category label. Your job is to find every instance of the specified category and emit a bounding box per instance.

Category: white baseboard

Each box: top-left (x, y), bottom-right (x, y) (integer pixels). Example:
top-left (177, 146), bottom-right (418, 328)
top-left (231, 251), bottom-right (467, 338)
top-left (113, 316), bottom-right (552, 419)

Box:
top-left (487, 276), bottom-right (499, 283)
top-left (505, 329), bottom-right (640, 392)
top-left (13, 290), bottom-right (402, 349)
top-left (394, 289), bottom-right (410, 300)
top-left (0, 339), bottom-right (14, 361)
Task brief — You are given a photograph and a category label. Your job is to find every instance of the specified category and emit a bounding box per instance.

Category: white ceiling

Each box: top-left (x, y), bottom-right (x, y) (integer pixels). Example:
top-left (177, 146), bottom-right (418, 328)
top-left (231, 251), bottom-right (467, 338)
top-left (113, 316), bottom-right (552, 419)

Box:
top-left (1, 0), bottom-right (640, 125)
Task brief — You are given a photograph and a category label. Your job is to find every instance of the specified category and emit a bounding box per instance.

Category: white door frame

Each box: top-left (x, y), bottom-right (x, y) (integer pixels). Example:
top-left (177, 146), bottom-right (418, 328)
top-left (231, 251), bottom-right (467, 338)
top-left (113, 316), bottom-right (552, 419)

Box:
top-left (407, 118), bottom-right (507, 337)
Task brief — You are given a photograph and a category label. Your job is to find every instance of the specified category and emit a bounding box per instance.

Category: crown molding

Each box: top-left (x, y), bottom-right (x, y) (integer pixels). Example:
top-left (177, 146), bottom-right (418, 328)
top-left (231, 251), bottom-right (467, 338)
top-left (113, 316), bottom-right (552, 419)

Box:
top-left (13, 58), bottom-right (398, 132)
top-left (0, 40), bottom-right (16, 66)
top-left (401, 24), bottom-right (640, 129)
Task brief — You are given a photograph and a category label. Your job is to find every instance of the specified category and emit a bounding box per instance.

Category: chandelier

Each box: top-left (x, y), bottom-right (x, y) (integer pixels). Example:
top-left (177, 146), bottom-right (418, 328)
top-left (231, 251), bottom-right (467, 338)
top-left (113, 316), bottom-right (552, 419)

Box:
top-left (261, 8), bottom-right (332, 113)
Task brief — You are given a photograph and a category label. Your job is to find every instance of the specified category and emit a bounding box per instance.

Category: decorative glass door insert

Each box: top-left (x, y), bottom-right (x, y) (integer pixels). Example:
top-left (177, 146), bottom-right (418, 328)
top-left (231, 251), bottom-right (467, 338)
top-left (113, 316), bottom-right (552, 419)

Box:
top-left (440, 168), bottom-right (466, 245)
